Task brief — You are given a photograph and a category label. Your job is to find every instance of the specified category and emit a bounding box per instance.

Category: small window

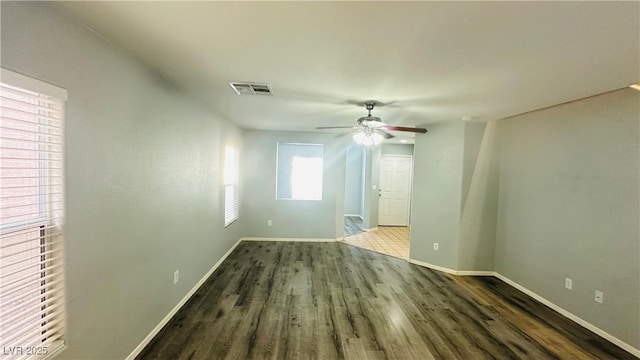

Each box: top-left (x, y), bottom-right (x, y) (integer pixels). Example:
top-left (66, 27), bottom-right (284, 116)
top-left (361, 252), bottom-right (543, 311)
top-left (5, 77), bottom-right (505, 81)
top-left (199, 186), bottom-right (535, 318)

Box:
top-left (224, 146), bottom-right (239, 227)
top-left (276, 143), bottom-right (323, 200)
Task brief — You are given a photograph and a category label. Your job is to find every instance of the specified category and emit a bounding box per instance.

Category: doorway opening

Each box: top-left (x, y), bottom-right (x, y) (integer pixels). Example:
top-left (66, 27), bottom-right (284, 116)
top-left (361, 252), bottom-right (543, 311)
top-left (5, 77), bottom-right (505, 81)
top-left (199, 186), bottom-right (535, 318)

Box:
top-left (342, 146), bottom-right (414, 260)
top-left (343, 144), bottom-right (365, 237)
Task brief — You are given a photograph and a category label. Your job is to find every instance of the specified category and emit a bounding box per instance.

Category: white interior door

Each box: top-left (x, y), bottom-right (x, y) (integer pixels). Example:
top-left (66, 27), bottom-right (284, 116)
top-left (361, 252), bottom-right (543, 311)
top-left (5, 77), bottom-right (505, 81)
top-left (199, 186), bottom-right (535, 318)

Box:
top-left (378, 155), bottom-right (412, 226)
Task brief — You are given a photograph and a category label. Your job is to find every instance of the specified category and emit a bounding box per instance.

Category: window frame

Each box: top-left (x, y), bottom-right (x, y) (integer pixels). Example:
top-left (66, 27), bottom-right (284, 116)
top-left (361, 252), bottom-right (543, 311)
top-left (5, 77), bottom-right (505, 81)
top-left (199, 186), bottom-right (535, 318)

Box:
top-left (223, 145), bottom-right (239, 227)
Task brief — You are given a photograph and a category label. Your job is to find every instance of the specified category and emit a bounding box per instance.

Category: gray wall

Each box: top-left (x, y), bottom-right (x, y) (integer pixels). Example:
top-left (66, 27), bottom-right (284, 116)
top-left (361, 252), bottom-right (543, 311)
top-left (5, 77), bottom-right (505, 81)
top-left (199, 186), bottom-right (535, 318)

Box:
top-left (495, 88), bottom-right (640, 349)
top-left (461, 123), bottom-right (486, 208)
top-left (410, 122), bottom-right (498, 272)
top-left (344, 144), bottom-right (364, 216)
top-left (362, 147), bottom-right (381, 229)
top-left (410, 91), bottom-right (640, 349)
top-left (410, 122), bottom-right (464, 268)
top-left (242, 130), bottom-right (346, 239)
top-left (458, 122), bottom-right (499, 271)
top-left (1, 3), bottom-right (243, 359)
top-left (381, 143), bottom-right (414, 156)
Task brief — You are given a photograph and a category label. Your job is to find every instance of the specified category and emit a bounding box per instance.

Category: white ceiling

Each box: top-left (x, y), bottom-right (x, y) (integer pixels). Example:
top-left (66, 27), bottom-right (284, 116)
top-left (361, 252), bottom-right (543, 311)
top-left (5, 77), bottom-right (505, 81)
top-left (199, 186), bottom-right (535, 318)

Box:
top-left (55, 1), bottom-right (639, 134)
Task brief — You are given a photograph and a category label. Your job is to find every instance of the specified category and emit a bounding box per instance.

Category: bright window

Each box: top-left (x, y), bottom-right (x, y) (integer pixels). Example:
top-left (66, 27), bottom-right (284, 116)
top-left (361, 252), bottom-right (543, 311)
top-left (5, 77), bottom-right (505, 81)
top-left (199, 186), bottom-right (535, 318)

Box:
top-left (224, 145), bottom-right (239, 226)
top-left (0, 69), bottom-right (67, 358)
top-left (276, 143), bottom-right (323, 201)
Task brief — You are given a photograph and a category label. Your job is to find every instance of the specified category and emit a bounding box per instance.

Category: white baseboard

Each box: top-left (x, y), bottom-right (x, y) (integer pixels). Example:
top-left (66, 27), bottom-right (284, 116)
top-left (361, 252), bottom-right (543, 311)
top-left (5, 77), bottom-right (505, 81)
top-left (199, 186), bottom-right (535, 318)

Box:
top-left (408, 259), bottom-right (459, 275)
top-left (125, 237), bottom-right (243, 360)
top-left (408, 259), bottom-right (492, 276)
top-left (493, 273), bottom-right (640, 358)
top-left (240, 237), bottom-right (336, 242)
top-left (457, 270), bottom-right (495, 276)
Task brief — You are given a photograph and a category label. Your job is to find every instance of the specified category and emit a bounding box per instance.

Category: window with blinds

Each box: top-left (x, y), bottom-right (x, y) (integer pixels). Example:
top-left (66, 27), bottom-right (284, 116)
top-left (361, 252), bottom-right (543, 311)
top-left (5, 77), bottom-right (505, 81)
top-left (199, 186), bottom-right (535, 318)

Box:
top-left (1, 70), bottom-right (66, 359)
top-left (224, 146), bottom-right (239, 227)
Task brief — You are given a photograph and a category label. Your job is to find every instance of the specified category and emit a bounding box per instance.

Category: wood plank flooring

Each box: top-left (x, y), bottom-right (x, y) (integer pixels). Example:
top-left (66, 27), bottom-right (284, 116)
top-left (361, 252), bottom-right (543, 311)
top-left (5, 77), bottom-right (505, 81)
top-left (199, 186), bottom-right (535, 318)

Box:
top-left (138, 241), bottom-right (635, 360)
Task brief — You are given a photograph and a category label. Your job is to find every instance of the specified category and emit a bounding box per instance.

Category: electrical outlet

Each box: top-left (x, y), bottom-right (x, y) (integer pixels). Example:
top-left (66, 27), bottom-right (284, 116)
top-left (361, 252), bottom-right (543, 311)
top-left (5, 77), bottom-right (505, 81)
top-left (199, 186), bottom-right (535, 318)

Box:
top-left (433, 243), bottom-right (439, 251)
top-left (267, 220), bottom-right (272, 226)
top-left (565, 278), bottom-right (572, 290)
top-left (594, 290), bottom-right (604, 304)
top-left (174, 270), bottom-right (179, 284)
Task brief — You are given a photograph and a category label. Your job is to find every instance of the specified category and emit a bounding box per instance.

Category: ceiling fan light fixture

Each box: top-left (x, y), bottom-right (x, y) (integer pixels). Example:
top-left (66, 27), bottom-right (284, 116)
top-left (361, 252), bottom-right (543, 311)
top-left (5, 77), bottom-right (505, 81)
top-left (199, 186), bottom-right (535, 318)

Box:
top-left (353, 131), bottom-right (384, 146)
top-left (371, 132), bottom-right (385, 145)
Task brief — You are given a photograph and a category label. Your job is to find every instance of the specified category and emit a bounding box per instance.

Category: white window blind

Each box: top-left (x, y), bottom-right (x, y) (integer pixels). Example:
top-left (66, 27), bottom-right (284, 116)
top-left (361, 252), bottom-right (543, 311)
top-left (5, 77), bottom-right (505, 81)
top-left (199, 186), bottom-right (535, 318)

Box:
top-left (224, 146), bottom-right (239, 227)
top-left (1, 72), bottom-right (66, 359)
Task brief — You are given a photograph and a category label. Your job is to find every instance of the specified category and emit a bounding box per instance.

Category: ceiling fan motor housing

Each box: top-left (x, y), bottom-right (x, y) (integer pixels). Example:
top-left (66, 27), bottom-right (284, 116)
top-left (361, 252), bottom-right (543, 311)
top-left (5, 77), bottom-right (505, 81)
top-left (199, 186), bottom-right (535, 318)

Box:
top-left (364, 101), bottom-right (377, 111)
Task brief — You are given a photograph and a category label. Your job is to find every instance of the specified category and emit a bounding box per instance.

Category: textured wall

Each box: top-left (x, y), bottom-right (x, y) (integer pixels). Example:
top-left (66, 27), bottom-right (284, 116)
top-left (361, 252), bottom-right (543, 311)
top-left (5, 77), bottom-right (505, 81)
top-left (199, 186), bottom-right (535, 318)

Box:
top-left (495, 89), bottom-right (640, 348)
top-left (409, 122), bottom-right (464, 268)
top-left (1, 3), bottom-right (243, 358)
top-left (344, 144), bottom-right (365, 216)
top-left (381, 143), bottom-right (414, 156)
top-left (458, 122), bottom-right (499, 271)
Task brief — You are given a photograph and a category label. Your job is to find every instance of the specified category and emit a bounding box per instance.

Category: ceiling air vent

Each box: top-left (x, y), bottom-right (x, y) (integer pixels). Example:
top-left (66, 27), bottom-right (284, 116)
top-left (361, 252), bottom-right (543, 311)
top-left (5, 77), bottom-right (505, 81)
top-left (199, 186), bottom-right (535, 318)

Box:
top-left (229, 82), bottom-right (273, 96)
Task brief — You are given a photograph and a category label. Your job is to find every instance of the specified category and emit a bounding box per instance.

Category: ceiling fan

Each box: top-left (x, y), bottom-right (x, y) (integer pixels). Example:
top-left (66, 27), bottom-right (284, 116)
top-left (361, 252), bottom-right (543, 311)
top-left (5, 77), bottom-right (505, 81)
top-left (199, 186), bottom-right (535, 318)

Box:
top-left (316, 101), bottom-right (427, 145)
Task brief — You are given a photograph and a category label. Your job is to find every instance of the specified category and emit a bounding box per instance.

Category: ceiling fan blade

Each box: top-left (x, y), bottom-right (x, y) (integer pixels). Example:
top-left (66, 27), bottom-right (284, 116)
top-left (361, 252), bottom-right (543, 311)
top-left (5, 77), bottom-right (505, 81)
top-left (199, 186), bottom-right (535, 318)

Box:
top-left (382, 125), bottom-right (428, 133)
top-left (376, 129), bottom-right (395, 139)
top-left (316, 126), bottom-right (360, 130)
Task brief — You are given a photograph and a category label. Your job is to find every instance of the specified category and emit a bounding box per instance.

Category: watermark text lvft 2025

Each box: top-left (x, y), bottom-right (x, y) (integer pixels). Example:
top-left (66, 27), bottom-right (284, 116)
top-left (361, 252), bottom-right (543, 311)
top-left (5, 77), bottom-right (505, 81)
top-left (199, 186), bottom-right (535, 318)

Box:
top-left (3, 346), bottom-right (48, 356)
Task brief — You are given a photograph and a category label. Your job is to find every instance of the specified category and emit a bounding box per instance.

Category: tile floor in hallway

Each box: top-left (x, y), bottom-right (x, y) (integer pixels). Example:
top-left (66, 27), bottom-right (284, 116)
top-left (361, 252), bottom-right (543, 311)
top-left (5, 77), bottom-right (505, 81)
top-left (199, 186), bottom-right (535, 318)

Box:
top-left (341, 225), bottom-right (410, 259)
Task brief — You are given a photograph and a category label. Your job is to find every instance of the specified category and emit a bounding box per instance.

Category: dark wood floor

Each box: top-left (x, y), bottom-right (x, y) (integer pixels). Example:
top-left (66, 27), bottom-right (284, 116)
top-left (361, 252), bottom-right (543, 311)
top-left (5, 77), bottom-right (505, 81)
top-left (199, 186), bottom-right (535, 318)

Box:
top-left (138, 241), bottom-right (635, 360)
